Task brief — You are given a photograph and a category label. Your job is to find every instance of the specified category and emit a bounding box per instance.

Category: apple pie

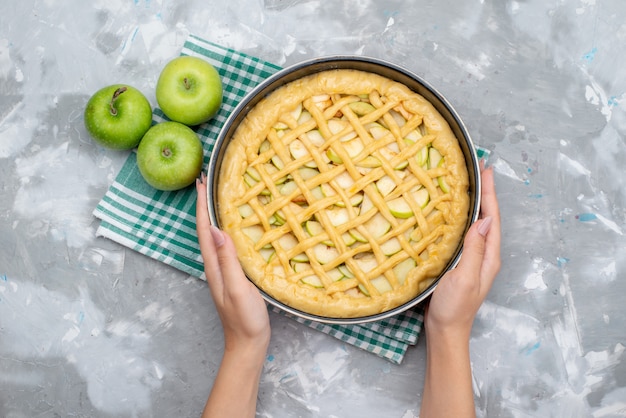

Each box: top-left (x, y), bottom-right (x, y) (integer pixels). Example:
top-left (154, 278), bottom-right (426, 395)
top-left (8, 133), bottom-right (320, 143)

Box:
top-left (217, 69), bottom-right (470, 318)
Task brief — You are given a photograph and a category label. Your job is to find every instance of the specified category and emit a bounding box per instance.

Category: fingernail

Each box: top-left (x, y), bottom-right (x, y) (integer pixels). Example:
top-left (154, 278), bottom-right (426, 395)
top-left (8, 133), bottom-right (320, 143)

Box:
top-left (209, 225), bottom-right (225, 247)
top-left (478, 216), bottom-right (493, 237)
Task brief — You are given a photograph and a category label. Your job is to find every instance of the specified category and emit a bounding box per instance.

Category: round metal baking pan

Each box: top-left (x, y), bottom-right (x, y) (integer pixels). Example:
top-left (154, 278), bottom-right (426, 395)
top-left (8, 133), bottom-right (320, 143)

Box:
top-left (207, 56), bottom-right (481, 325)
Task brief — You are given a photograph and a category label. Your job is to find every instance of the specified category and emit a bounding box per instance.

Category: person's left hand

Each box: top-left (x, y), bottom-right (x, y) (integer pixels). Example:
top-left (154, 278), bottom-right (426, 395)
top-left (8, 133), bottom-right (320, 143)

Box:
top-left (195, 173), bottom-right (271, 355)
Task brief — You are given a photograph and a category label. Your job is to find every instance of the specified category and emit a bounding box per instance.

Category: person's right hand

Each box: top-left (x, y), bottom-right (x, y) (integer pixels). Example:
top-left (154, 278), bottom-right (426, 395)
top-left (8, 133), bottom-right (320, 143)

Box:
top-left (425, 164), bottom-right (501, 341)
top-left (420, 164), bottom-right (501, 418)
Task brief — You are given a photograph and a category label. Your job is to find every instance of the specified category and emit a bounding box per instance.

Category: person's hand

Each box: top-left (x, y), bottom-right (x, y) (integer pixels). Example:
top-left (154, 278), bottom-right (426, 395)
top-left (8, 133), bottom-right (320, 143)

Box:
top-left (195, 173), bottom-right (270, 355)
top-left (425, 163), bottom-right (501, 340)
top-left (196, 173), bottom-right (271, 418)
top-left (420, 163), bottom-right (501, 418)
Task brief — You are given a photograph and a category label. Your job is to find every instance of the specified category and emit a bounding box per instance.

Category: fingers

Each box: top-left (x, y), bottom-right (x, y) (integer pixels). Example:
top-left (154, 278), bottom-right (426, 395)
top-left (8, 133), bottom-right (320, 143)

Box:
top-left (454, 163), bottom-right (495, 280)
top-left (195, 173), bottom-right (214, 260)
top-left (196, 174), bottom-right (225, 299)
top-left (456, 217), bottom-right (488, 280)
top-left (214, 229), bottom-right (253, 291)
top-left (480, 166), bottom-right (499, 225)
top-left (478, 166), bottom-right (501, 281)
top-left (453, 164), bottom-right (501, 289)
top-left (196, 174), bottom-right (252, 303)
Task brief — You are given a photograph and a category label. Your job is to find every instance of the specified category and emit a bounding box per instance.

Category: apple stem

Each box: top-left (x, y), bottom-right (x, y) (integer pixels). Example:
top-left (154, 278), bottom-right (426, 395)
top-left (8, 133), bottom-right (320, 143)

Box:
top-left (109, 86), bottom-right (127, 116)
top-left (183, 77), bottom-right (191, 90)
top-left (162, 147), bottom-right (172, 158)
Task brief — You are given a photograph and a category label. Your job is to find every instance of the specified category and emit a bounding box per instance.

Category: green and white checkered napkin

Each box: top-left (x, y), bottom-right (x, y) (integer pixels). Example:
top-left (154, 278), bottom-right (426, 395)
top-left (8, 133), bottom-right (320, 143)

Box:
top-left (94, 34), bottom-right (431, 364)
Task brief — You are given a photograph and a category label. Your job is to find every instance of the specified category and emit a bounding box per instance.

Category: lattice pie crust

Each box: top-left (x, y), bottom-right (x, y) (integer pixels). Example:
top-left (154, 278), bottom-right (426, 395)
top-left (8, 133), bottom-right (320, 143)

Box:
top-left (218, 69), bottom-right (469, 318)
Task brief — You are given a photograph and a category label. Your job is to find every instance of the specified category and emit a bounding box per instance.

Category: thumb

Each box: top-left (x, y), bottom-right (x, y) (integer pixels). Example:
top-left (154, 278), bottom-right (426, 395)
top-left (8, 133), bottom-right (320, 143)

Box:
top-left (456, 216), bottom-right (492, 275)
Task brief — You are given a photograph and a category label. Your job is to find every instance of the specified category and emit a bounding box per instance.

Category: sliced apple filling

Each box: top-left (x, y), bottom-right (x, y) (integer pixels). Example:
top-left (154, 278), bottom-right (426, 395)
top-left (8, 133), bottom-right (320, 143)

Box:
top-left (218, 69), bottom-right (469, 318)
top-left (238, 101), bottom-right (454, 297)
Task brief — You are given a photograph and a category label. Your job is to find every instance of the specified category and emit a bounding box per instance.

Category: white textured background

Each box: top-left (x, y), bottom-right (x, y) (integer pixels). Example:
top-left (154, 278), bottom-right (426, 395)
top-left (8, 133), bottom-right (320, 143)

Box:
top-left (1, 0), bottom-right (625, 417)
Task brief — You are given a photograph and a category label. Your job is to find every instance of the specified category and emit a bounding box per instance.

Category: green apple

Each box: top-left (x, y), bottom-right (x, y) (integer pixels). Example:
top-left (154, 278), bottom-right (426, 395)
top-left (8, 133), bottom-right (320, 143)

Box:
top-left (279, 180), bottom-right (298, 196)
top-left (358, 283), bottom-right (371, 297)
top-left (305, 220), bottom-right (325, 237)
top-left (243, 225), bottom-right (265, 245)
top-left (429, 147), bottom-right (443, 169)
top-left (343, 139), bottom-right (364, 158)
top-left (370, 276), bottom-right (393, 294)
top-left (393, 258), bottom-right (416, 285)
top-left (338, 264), bottom-right (354, 278)
top-left (387, 197), bottom-right (413, 219)
top-left (326, 147), bottom-right (343, 164)
top-left (369, 125), bottom-right (390, 140)
top-left (238, 204), bottom-right (254, 218)
top-left (136, 121), bottom-right (204, 191)
top-left (301, 275), bottom-right (324, 288)
top-left (326, 207), bottom-right (350, 226)
top-left (389, 109), bottom-right (406, 127)
top-left (355, 155), bottom-right (381, 168)
top-left (376, 175), bottom-right (397, 197)
top-left (363, 213), bottom-right (391, 239)
top-left (411, 187), bottom-right (430, 208)
top-left (348, 101), bottom-right (375, 116)
top-left (380, 237), bottom-right (402, 256)
top-left (276, 233), bottom-right (298, 252)
top-left (289, 139), bottom-right (310, 160)
top-left (291, 252), bottom-right (309, 263)
top-left (415, 146), bottom-right (429, 166)
top-left (298, 167), bottom-right (321, 181)
top-left (348, 228), bottom-right (368, 243)
top-left (326, 268), bottom-right (345, 282)
top-left (305, 130), bottom-right (325, 146)
top-left (156, 56), bottom-right (223, 126)
top-left (404, 129), bottom-right (422, 143)
top-left (291, 262), bottom-right (311, 273)
top-left (260, 248), bottom-right (275, 263)
top-left (84, 84), bottom-right (153, 150)
top-left (312, 243), bottom-right (340, 264)
top-left (305, 220), bottom-right (335, 246)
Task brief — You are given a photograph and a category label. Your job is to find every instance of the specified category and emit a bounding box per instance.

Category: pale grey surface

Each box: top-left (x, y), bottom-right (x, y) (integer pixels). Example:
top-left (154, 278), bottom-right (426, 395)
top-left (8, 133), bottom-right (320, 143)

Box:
top-left (1, 0), bottom-right (625, 417)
